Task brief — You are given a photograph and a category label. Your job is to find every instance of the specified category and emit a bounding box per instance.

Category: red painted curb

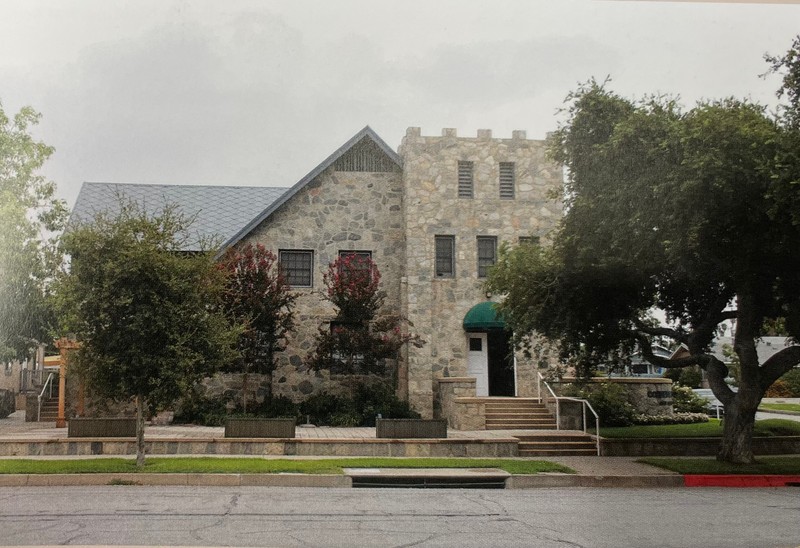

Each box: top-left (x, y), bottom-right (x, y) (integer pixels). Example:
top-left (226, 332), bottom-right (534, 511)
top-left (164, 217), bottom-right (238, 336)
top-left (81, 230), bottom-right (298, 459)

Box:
top-left (684, 475), bottom-right (800, 487)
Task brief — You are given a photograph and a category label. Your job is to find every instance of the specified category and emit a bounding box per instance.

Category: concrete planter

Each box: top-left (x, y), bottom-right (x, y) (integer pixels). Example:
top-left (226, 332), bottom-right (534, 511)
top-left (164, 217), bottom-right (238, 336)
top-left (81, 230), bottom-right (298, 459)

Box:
top-left (68, 418), bottom-right (136, 438)
top-left (376, 418), bottom-right (447, 439)
top-left (224, 417), bottom-right (296, 439)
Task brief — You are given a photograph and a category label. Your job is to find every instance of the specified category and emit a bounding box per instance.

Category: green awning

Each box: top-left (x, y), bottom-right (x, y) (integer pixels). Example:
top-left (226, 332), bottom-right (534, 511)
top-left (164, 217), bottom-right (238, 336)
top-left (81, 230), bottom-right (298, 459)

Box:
top-left (462, 301), bottom-right (505, 331)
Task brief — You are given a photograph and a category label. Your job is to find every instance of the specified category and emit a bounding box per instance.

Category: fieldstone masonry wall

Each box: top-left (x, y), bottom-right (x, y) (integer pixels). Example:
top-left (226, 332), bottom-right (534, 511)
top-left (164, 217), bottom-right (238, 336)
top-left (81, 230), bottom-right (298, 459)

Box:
top-left (244, 166), bottom-right (405, 402)
top-left (399, 128), bottom-right (563, 417)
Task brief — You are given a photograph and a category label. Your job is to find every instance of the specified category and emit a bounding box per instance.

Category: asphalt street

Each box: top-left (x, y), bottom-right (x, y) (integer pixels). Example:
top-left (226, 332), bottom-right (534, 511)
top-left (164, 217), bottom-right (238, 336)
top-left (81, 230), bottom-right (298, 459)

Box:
top-left (1, 486), bottom-right (798, 547)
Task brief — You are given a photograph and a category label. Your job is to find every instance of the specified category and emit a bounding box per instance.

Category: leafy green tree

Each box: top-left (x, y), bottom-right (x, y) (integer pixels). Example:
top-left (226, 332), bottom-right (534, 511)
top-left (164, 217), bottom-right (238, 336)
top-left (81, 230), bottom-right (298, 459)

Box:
top-left (488, 42), bottom-right (800, 463)
top-left (218, 243), bottom-right (297, 411)
top-left (0, 103), bottom-right (67, 361)
top-left (57, 203), bottom-right (236, 466)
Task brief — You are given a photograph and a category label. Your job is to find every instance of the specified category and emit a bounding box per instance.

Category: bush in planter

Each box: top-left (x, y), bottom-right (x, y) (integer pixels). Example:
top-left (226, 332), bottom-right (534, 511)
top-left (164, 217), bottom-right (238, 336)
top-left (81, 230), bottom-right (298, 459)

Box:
top-left (672, 384), bottom-right (710, 413)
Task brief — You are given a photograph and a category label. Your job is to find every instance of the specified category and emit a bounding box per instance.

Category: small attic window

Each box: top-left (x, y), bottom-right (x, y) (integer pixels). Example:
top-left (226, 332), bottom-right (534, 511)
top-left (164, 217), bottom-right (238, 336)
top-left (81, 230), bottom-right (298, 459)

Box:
top-left (334, 137), bottom-right (400, 173)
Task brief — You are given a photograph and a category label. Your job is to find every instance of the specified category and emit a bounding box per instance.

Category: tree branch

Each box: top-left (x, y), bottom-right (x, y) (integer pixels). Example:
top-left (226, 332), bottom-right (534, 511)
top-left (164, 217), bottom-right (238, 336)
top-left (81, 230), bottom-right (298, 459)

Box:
top-left (633, 321), bottom-right (686, 342)
top-left (760, 345), bottom-right (800, 391)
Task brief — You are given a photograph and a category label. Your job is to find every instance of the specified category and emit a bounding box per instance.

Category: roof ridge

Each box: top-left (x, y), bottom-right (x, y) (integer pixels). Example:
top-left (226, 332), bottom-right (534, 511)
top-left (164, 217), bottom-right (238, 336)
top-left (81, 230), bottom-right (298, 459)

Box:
top-left (215, 126), bottom-right (401, 257)
top-left (82, 181), bottom-right (290, 191)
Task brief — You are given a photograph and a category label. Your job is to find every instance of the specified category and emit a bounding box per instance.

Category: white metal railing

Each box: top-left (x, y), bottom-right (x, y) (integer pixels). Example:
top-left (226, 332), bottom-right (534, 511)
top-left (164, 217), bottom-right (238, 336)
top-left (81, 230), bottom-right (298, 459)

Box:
top-left (37, 372), bottom-right (56, 422)
top-left (537, 372), bottom-right (601, 455)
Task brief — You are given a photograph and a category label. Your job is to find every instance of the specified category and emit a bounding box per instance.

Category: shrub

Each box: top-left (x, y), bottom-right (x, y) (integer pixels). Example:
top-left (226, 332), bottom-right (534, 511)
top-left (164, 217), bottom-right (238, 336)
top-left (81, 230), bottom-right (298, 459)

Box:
top-left (776, 368), bottom-right (800, 397)
top-left (564, 382), bottom-right (637, 427)
top-left (663, 366), bottom-right (703, 388)
top-left (173, 392), bottom-right (229, 426)
top-left (765, 379), bottom-right (791, 398)
top-left (299, 392), bottom-right (352, 426)
top-left (672, 384), bottom-right (709, 413)
top-left (632, 412), bottom-right (709, 425)
top-left (299, 383), bottom-right (419, 426)
top-left (250, 395), bottom-right (299, 419)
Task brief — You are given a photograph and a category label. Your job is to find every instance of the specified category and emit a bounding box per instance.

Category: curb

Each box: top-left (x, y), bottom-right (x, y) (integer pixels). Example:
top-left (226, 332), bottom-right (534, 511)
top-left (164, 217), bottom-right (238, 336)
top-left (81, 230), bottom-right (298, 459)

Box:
top-left (757, 408), bottom-right (800, 417)
top-left (0, 473), bottom-right (352, 487)
top-left (0, 473), bottom-right (681, 488)
top-left (506, 474), bottom-right (684, 488)
top-left (1, 473), bottom-right (798, 488)
top-left (684, 474), bottom-right (800, 487)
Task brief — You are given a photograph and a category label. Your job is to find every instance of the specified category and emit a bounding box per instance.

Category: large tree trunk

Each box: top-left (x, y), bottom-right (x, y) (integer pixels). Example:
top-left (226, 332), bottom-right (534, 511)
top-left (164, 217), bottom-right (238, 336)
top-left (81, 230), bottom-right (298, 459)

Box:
top-left (717, 392), bottom-right (760, 463)
top-left (135, 395), bottom-right (146, 468)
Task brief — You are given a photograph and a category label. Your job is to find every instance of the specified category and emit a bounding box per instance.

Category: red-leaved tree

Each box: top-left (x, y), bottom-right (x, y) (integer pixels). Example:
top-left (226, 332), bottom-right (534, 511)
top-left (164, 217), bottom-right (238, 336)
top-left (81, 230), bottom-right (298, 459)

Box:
top-left (311, 254), bottom-right (422, 380)
top-left (219, 244), bottom-right (297, 411)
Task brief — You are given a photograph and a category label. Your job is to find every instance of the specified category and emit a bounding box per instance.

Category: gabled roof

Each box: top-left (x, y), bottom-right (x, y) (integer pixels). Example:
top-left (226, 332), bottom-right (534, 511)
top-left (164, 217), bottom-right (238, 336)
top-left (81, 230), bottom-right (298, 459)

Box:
top-left (70, 182), bottom-right (290, 252)
top-left (217, 126), bottom-right (402, 256)
top-left (669, 337), bottom-right (794, 364)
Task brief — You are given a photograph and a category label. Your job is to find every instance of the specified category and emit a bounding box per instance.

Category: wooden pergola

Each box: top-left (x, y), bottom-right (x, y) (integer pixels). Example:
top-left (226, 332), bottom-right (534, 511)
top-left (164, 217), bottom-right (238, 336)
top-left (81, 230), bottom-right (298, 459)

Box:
top-left (53, 337), bottom-right (81, 428)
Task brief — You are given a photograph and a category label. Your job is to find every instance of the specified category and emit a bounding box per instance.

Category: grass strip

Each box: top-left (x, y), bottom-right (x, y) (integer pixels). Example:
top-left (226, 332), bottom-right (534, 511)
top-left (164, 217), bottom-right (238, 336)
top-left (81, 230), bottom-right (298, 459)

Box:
top-left (759, 403), bottom-right (800, 413)
top-left (638, 456), bottom-right (800, 475)
top-left (0, 457), bottom-right (575, 476)
top-left (600, 419), bottom-right (800, 439)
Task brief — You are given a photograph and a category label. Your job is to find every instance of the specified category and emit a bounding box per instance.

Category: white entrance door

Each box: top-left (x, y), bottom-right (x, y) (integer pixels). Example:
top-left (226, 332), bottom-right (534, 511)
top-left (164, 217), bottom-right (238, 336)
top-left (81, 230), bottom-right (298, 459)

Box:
top-left (467, 333), bottom-right (489, 397)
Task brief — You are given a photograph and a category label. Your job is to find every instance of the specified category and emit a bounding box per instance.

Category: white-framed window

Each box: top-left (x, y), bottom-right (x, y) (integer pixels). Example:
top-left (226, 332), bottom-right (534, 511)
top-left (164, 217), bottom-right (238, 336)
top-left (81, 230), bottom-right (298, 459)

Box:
top-left (435, 235), bottom-right (455, 278)
top-left (477, 236), bottom-right (497, 278)
top-left (279, 249), bottom-right (314, 287)
top-left (458, 161), bottom-right (474, 198)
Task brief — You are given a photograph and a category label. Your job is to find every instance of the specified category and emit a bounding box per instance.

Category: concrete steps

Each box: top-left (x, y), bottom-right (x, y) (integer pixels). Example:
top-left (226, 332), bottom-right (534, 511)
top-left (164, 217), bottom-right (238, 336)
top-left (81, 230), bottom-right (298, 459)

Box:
top-left (38, 397), bottom-right (59, 421)
top-left (480, 398), bottom-right (558, 430)
top-left (515, 433), bottom-right (598, 457)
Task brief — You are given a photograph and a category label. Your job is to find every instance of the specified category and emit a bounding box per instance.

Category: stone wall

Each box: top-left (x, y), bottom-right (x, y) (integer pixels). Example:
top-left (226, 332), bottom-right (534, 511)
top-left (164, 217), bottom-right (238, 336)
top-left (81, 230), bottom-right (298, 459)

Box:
top-left (244, 165), bottom-right (405, 402)
top-left (436, 377), bottom-right (476, 427)
top-left (399, 128), bottom-right (563, 417)
top-left (196, 373), bottom-right (273, 409)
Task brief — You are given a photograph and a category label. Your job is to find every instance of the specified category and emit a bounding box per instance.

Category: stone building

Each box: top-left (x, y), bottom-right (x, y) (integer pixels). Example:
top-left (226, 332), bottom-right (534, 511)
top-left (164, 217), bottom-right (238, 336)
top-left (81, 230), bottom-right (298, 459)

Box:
top-left (70, 126), bottom-right (563, 421)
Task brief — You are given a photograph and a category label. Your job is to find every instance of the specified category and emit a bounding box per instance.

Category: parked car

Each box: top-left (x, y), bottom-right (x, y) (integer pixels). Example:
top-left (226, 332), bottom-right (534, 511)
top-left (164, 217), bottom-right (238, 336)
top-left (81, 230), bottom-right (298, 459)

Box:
top-left (692, 388), bottom-right (736, 419)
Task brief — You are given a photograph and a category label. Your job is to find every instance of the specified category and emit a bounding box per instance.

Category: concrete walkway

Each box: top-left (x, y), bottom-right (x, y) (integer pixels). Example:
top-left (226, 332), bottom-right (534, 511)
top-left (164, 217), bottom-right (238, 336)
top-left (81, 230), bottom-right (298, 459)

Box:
top-left (0, 410), bottom-right (682, 485)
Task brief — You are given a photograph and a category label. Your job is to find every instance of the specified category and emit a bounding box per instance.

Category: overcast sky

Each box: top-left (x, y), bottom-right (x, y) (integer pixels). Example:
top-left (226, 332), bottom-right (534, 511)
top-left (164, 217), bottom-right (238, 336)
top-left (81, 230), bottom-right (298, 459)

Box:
top-left (2, 0), bottom-right (799, 208)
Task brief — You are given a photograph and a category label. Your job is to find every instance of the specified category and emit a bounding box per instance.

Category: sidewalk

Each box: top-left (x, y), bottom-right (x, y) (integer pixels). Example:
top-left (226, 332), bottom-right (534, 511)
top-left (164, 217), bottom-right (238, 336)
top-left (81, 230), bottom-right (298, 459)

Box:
top-left (0, 410), bottom-right (686, 487)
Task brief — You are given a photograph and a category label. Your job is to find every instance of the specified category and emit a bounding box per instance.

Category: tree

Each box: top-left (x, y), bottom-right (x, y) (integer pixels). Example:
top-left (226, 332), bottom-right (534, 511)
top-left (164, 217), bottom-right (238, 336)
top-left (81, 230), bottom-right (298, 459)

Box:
top-left (218, 244), bottom-right (297, 411)
top-left (0, 103), bottom-right (67, 361)
top-left (310, 254), bottom-right (421, 385)
top-left (57, 203), bottom-right (236, 466)
top-left (488, 48), bottom-right (800, 463)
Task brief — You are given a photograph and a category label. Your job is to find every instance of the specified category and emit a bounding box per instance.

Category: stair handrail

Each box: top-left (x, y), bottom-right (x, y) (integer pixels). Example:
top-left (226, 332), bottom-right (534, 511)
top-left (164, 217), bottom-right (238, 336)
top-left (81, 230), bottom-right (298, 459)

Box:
top-left (537, 372), bottom-right (601, 455)
top-left (37, 372), bottom-right (55, 422)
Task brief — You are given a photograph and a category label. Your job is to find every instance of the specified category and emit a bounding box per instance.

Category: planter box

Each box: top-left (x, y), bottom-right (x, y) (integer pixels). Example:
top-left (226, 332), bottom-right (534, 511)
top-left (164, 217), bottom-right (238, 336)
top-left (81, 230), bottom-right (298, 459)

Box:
top-left (68, 418), bottom-right (136, 438)
top-left (224, 417), bottom-right (296, 438)
top-left (376, 418), bottom-right (447, 439)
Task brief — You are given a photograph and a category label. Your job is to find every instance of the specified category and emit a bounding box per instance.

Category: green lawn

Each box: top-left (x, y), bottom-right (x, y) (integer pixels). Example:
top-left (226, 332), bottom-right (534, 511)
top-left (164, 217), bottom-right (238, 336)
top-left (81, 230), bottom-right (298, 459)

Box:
top-left (0, 457), bottom-right (575, 476)
top-left (639, 456), bottom-right (800, 475)
top-left (600, 419), bottom-right (800, 439)
top-left (759, 402), bottom-right (800, 413)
